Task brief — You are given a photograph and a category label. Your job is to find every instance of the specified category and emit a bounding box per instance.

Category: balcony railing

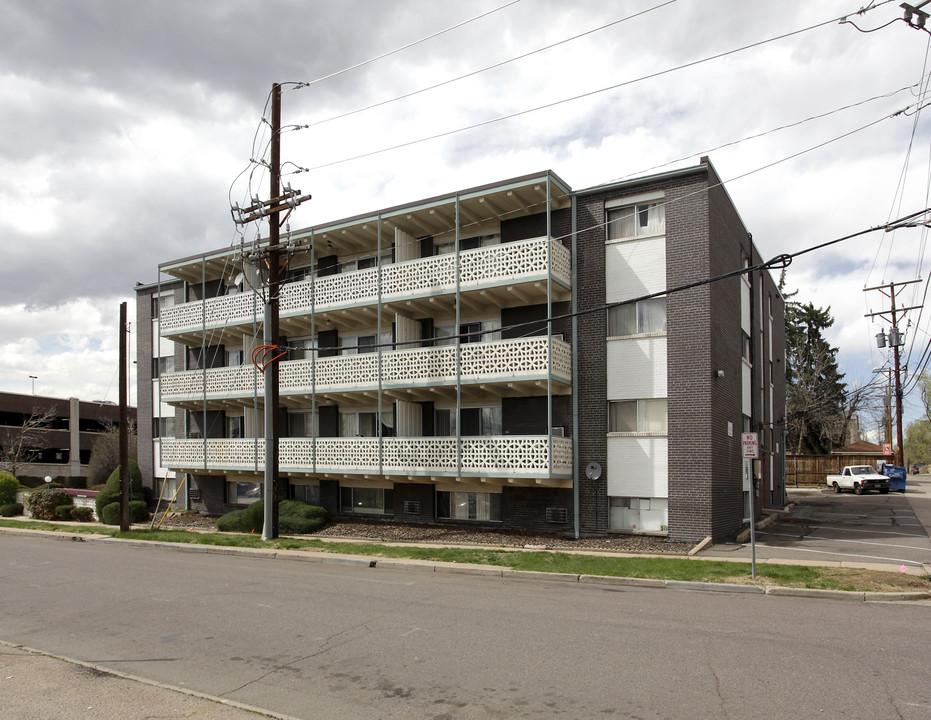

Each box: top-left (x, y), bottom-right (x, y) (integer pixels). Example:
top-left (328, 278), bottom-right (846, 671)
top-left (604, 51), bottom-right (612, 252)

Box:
top-left (160, 435), bottom-right (574, 478)
top-left (159, 336), bottom-right (572, 404)
top-left (159, 237), bottom-right (571, 337)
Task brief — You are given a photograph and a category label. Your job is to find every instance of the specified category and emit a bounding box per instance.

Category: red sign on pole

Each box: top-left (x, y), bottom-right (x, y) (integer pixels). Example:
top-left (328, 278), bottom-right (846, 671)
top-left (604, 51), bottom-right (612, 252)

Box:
top-left (883, 443), bottom-right (892, 456)
top-left (741, 432), bottom-right (759, 459)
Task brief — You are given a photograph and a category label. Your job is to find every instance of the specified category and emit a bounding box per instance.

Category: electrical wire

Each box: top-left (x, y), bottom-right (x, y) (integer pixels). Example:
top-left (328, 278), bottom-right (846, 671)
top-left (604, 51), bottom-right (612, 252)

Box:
top-left (296, 0), bottom-right (677, 132)
top-left (293, 0), bottom-right (521, 89)
top-left (295, 5), bottom-right (894, 174)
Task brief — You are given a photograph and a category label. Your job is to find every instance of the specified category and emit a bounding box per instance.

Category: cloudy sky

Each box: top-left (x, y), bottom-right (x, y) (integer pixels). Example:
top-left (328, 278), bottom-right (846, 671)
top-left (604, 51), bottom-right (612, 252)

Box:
top-left (2, 0), bottom-right (930, 437)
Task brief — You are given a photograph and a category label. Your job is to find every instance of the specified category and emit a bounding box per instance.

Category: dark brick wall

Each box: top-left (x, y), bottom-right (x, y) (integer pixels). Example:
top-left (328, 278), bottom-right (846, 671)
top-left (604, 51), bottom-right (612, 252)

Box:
top-left (391, 482), bottom-right (436, 522)
top-left (502, 486), bottom-right (573, 533)
top-left (574, 192), bottom-right (609, 535)
top-left (574, 164), bottom-right (782, 542)
top-left (135, 280), bottom-right (184, 494)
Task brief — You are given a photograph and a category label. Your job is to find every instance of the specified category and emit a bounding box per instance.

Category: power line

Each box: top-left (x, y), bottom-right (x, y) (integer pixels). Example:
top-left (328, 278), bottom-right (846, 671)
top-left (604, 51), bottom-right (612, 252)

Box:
top-left (296, 0), bottom-right (677, 132)
top-left (293, 0), bottom-right (521, 89)
top-left (296, 5), bottom-right (892, 173)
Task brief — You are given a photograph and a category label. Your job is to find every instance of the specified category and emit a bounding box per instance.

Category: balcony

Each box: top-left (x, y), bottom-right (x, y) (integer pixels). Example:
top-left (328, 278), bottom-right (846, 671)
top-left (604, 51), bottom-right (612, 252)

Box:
top-left (158, 237), bottom-right (571, 341)
top-left (159, 336), bottom-right (572, 409)
top-left (160, 435), bottom-right (574, 481)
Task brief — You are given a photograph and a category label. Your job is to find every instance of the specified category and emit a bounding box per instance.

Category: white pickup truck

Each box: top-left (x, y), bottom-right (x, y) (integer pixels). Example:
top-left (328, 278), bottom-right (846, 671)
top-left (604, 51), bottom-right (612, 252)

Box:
top-left (825, 465), bottom-right (891, 495)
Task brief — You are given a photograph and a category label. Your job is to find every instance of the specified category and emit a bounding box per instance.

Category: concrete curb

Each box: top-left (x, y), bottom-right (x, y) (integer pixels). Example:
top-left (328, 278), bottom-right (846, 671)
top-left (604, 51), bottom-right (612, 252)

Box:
top-left (2, 526), bottom-right (929, 603)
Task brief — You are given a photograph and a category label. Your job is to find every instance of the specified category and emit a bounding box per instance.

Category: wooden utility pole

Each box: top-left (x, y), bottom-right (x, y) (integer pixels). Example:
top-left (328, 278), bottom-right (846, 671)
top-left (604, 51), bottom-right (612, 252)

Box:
top-left (119, 301), bottom-right (129, 531)
top-left (864, 280), bottom-right (922, 467)
top-left (229, 84), bottom-right (310, 540)
top-left (263, 83), bottom-right (282, 540)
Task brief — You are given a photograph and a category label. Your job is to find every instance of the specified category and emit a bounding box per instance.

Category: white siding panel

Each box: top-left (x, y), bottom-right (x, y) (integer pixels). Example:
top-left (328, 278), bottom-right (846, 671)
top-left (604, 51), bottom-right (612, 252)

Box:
top-left (742, 360), bottom-right (752, 416)
top-left (607, 437), bottom-right (668, 497)
top-left (607, 337), bottom-right (667, 398)
top-left (741, 279), bottom-right (751, 335)
top-left (605, 236), bottom-right (666, 303)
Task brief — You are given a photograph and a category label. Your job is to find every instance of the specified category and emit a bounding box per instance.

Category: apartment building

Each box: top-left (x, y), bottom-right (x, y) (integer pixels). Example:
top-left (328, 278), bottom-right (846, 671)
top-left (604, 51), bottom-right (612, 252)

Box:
top-left (136, 158), bottom-right (785, 541)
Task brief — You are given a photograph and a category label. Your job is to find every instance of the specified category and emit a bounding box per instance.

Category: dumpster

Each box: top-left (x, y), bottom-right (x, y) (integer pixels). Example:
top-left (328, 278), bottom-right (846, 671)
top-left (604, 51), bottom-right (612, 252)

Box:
top-left (881, 464), bottom-right (907, 493)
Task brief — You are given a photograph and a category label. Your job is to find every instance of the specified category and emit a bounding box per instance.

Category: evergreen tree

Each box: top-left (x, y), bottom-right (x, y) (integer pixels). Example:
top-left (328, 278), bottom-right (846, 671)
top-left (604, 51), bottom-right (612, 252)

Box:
top-left (781, 276), bottom-right (847, 454)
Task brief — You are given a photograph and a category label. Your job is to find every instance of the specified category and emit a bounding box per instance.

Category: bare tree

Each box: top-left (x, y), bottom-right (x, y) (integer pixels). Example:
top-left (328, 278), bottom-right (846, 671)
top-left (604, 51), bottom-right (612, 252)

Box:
top-left (87, 418), bottom-right (137, 487)
top-left (0, 406), bottom-right (57, 477)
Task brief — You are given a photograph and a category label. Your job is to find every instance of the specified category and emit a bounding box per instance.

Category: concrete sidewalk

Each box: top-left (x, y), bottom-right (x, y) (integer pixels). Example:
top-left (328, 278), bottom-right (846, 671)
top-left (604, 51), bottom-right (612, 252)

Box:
top-left (0, 642), bottom-right (294, 720)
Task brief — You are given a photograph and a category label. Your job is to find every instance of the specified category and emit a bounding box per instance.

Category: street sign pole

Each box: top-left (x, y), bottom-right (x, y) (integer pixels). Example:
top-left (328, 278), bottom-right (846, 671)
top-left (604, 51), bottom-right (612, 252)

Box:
top-left (742, 432), bottom-right (759, 579)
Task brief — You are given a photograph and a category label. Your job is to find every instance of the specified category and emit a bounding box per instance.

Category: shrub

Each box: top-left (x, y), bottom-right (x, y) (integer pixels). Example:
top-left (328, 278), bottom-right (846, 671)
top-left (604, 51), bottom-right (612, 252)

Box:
top-left (66, 476), bottom-right (88, 490)
top-left (101, 500), bottom-right (149, 525)
top-left (101, 502), bottom-right (121, 525)
top-left (0, 471), bottom-right (19, 505)
top-left (95, 461), bottom-right (144, 518)
top-left (280, 501), bottom-right (328, 534)
top-left (0, 502), bottom-right (23, 517)
top-left (25, 489), bottom-right (73, 520)
top-left (129, 500), bottom-right (149, 522)
top-left (216, 500), bottom-right (328, 535)
top-left (216, 509), bottom-right (248, 532)
top-left (71, 506), bottom-right (94, 522)
top-left (54, 505), bottom-right (74, 520)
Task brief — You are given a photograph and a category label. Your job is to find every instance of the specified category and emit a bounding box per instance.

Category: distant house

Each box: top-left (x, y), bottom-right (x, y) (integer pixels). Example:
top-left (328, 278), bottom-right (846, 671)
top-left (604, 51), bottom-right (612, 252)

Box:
top-left (832, 440), bottom-right (885, 458)
top-left (0, 391), bottom-right (136, 483)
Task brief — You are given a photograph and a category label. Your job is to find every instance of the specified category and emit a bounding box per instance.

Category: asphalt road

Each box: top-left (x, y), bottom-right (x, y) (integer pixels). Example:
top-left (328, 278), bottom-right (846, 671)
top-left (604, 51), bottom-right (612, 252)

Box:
top-left (703, 474), bottom-right (931, 570)
top-left (1, 534), bottom-right (930, 719)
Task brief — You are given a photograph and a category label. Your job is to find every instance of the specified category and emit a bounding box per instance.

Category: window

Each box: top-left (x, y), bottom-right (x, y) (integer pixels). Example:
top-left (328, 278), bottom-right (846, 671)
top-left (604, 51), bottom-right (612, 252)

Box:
top-left (434, 320), bottom-right (502, 346)
top-left (152, 356), bottom-right (175, 379)
top-left (340, 487), bottom-right (393, 514)
top-left (289, 338), bottom-right (316, 361)
top-left (227, 349), bottom-right (244, 367)
top-left (340, 410), bottom-right (395, 437)
top-left (340, 331), bottom-right (392, 355)
top-left (607, 202), bottom-right (665, 240)
top-left (151, 293), bottom-right (175, 319)
top-left (227, 481), bottom-right (262, 505)
top-left (608, 298), bottom-right (666, 336)
top-left (157, 475), bottom-right (181, 501)
top-left (609, 399), bottom-right (667, 434)
top-left (436, 406), bottom-right (502, 436)
top-left (152, 417), bottom-right (175, 438)
top-left (436, 491), bottom-right (501, 521)
top-left (288, 411), bottom-right (318, 437)
top-left (354, 251), bottom-right (392, 270)
top-left (226, 415), bottom-right (243, 439)
top-left (291, 483), bottom-right (320, 504)
top-left (609, 497), bottom-right (668, 533)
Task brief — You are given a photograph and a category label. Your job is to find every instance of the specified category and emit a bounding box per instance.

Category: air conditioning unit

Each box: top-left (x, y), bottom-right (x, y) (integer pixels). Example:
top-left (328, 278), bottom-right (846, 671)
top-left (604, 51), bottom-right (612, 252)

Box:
top-left (545, 507), bottom-right (568, 523)
top-left (403, 500), bottom-right (422, 515)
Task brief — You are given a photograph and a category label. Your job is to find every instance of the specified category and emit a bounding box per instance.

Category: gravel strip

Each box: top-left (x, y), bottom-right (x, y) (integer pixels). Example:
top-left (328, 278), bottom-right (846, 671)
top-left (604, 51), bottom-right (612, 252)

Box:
top-left (159, 513), bottom-right (694, 554)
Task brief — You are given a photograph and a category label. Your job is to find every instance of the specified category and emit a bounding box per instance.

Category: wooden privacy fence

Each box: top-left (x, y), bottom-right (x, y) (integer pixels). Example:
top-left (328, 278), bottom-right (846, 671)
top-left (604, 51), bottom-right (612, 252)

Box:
top-left (786, 454), bottom-right (886, 486)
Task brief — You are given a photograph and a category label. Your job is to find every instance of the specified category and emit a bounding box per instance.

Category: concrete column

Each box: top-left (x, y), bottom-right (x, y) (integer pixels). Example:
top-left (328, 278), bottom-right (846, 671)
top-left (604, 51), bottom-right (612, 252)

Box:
top-left (69, 397), bottom-right (81, 477)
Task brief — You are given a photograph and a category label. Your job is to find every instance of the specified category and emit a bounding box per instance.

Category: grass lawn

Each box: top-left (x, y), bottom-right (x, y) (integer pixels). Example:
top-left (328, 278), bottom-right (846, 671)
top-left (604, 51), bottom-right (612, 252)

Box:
top-left (1, 518), bottom-right (927, 594)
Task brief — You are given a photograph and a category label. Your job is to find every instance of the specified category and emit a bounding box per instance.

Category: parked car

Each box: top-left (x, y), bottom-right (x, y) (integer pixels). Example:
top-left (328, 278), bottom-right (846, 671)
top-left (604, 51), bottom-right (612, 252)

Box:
top-left (825, 465), bottom-right (891, 495)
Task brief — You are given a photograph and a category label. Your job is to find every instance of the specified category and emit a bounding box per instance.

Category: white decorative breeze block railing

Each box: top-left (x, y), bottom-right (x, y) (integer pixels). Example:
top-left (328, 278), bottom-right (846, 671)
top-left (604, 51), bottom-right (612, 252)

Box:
top-left (159, 337), bottom-right (572, 402)
top-left (161, 436), bottom-right (573, 478)
top-left (159, 237), bottom-right (571, 336)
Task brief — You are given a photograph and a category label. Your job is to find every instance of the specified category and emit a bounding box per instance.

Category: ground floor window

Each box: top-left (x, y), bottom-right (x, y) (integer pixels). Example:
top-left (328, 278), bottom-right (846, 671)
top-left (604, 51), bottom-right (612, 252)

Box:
top-left (436, 491), bottom-right (502, 521)
top-left (291, 483), bottom-right (320, 505)
top-left (340, 487), bottom-right (393, 515)
top-left (157, 475), bottom-right (181, 501)
top-left (227, 481), bottom-right (262, 505)
top-left (609, 496), bottom-right (668, 533)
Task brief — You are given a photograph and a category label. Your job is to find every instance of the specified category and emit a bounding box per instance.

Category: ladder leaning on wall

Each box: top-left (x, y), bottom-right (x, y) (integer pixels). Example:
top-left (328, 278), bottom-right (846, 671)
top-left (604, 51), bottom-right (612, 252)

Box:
top-left (151, 474), bottom-right (187, 529)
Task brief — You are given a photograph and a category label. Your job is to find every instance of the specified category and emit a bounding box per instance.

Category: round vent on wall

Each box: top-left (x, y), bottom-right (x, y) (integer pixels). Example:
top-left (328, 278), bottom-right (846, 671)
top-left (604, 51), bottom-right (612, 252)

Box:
top-left (585, 461), bottom-right (602, 480)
